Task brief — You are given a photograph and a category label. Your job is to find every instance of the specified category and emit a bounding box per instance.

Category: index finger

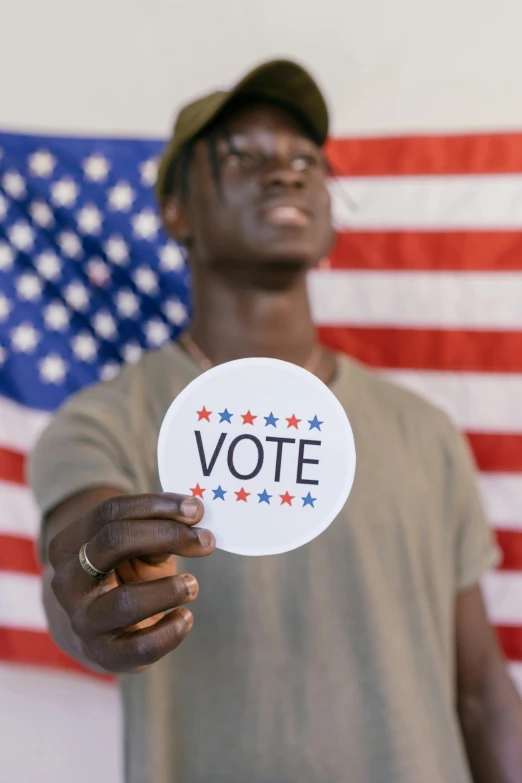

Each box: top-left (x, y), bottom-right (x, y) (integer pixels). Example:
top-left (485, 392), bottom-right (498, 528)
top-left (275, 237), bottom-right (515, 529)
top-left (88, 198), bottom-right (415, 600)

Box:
top-left (49, 493), bottom-right (204, 565)
top-left (90, 493), bottom-right (204, 526)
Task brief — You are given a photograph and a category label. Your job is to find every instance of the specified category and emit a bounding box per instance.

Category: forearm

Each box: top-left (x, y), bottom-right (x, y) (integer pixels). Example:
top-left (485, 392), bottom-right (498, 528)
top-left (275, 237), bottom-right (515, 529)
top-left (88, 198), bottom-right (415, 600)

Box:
top-left (458, 657), bottom-right (522, 783)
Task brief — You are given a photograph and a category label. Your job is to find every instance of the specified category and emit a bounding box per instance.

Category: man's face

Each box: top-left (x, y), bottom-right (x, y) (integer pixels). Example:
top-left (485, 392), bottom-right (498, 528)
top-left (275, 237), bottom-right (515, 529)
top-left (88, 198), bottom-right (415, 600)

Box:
top-left (170, 103), bottom-right (335, 275)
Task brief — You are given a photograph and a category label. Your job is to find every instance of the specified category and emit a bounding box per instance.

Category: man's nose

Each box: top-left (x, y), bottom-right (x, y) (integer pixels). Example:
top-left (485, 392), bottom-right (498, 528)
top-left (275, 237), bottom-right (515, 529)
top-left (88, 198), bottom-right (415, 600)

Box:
top-left (261, 161), bottom-right (305, 191)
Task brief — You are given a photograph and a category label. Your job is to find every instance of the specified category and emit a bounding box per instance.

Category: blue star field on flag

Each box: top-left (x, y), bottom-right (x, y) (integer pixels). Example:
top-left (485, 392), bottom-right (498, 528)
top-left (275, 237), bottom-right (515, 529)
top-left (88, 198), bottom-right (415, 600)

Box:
top-left (0, 131), bottom-right (191, 412)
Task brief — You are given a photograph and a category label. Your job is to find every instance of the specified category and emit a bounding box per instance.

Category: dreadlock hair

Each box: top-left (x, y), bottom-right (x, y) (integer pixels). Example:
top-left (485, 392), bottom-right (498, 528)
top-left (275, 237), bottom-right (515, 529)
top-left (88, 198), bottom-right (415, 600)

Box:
top-left (161, 143), bottom-right (192, 202)
top-left (162, 122), bottom-right (232, 203)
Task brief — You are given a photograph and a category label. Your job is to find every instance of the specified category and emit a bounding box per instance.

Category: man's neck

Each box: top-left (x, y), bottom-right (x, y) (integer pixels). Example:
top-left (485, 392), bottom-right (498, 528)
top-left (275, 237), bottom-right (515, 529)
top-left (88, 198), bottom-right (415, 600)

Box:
top-left (188, 265), bottom-right (319, 369)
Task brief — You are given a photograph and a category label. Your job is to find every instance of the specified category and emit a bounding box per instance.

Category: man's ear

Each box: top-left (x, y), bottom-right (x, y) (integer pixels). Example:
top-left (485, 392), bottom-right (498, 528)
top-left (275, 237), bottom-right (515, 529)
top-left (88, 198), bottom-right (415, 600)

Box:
top-left (161, 197), bottom-right (191, 244)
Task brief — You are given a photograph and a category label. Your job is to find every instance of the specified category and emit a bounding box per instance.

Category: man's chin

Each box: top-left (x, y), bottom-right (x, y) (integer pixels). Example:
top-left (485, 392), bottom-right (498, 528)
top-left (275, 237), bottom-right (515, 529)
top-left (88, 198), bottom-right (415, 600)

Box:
top-left (252, 243), bottom-right (321, 271)
top-left (246, 257), bottom-right (316, 291)
top-left (211, 254), bottom-right (314, 290)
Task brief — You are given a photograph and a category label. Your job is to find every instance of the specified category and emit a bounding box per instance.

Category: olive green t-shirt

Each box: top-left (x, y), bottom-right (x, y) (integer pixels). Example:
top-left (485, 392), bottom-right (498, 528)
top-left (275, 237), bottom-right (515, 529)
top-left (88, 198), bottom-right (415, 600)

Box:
top-left (28, 344), bottom-right (500, 783)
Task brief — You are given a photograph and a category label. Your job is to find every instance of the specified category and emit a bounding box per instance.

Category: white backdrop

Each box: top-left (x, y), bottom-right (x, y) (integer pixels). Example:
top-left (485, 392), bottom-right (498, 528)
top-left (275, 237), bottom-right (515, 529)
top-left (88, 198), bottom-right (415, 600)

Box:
top-left (2, 1), bottom-right (522, 780)
top-left (3, 0), bottom-right (522, 137)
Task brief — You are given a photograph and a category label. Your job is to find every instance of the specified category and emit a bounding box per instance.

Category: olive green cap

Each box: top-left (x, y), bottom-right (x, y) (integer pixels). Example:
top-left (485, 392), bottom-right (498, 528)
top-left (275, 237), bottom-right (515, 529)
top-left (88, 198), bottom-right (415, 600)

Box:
top-left (155, 58), bottom-right (329, 199)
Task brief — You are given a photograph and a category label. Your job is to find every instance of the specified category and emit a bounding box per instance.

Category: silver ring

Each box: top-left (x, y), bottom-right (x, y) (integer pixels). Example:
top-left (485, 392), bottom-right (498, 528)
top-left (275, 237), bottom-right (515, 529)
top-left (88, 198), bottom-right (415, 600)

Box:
top-left (78, 542), bottom-right (114, 579)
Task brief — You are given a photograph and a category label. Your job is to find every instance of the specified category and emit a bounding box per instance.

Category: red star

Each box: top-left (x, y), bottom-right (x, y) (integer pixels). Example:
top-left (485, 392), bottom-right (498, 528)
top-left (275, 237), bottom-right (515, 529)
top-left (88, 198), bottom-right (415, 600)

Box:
top-left (235, 487), bottom-right (250, 502)
top-left (280, 491), bottom-right (295, 506)
top-left (286, 414), bottom-right (301, 429)
top-left (241, 410), bottom-right (257, 425)
top-left (190, 484), bottom-right (205, 498)
top-left (196, 406), bottom-right (211, 422)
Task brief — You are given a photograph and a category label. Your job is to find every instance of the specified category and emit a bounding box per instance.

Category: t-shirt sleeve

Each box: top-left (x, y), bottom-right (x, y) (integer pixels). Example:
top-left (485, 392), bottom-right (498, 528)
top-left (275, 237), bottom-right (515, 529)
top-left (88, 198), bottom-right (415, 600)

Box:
top-left (27, 381), bottom-right (138, 529)
top-left (441, 414), bottom-right (502, 592)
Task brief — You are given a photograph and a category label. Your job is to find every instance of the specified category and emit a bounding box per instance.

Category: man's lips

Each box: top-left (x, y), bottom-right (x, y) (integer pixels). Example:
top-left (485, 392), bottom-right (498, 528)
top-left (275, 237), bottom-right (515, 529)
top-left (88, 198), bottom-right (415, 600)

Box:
top-left (260, 204), bottom-right (312, 226)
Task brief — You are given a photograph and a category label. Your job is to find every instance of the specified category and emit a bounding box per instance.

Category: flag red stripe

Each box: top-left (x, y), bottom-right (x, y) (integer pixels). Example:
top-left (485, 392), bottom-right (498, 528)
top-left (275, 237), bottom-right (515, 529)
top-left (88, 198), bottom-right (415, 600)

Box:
top-left (0, 627), bottom-right (113, 680)
top-left (0, 535), bottom-right (40, 575)
top-left (467, 433), bottom-right (522, 473)
top-left (0, 624), bottom-right (516, 676)
top-left (495, 626), bottom-right (522, 662)
top-left (318, 327), bottom-right (522, 373)
top-left (495, 530), bottom-right (522, 572)
top-left (325, 133), bottom-right (522, 176)
top-left (1, 623), bottom-right (518, 673)
top-left (0, 447), bottom-right (25, 485)
top-left (328, 231), bottom-right (522, 271)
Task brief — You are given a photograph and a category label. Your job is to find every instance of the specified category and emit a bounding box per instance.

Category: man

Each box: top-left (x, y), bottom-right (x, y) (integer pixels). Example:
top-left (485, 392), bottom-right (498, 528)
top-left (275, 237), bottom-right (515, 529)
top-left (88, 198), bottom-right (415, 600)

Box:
top-left (29, 59), bottom-right (522, 783)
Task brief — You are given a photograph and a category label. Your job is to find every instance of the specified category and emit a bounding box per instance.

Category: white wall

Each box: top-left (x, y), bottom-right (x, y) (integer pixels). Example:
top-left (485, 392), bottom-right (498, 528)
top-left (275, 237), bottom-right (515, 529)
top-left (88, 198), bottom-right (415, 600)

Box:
top-left (2, 0), bottom-right (522, 137)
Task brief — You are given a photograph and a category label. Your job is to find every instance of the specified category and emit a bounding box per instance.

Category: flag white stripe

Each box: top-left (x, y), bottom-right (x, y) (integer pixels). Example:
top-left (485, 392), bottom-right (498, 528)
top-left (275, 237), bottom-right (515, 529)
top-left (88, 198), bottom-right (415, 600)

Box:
top-left (483, 570), bottom-right (522, 625)
top-left (2, 567), bottom-right (520, 633)
top-left (382, 370), bottom-right (522, 434)
top-left (309, 270), bottom-right (522, 329)
top-left (330, 174), bottom-right (522, 229)
top-left (0, 481), bottom-right (40, 539)
top-left (0, 564), bottom-right (520, 636)
top-left (479, 474), bottom-right (522, 529)
top-left (0, 476), bottom-right (519, 560)
top-left (0, 395), bottom-right (50, 453)
top-left (3, 374), bottom-right (522, 452)
top-left (0, 572), bottom-right (47, 630)
top-left (509, 662), bottom-right (522, 695)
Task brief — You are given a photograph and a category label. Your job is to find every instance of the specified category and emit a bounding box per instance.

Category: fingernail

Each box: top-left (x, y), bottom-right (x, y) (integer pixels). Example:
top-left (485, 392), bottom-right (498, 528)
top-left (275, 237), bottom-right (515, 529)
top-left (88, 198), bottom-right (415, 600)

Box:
top-left (181, 498), bottom-right (200, 520)
top-left (181, 574), bottom-right (199, 598)
top-left (178, 607), bottom-right (194, 629)
top-left (197, 529), bottom-right (214, 548)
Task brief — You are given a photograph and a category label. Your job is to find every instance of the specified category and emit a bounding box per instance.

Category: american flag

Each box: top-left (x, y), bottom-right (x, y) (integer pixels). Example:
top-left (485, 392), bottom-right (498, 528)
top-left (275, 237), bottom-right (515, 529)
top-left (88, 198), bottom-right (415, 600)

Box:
top-left (1, 129), bottom-right (521, 779)
top-left (0, 131), bottom-right (192, 667)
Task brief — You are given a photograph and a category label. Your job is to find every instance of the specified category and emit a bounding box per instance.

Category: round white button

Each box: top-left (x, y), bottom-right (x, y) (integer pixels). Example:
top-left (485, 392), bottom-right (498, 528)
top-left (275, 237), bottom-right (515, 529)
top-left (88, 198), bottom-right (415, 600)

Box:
top-left (158, 357), bottom-right (356, 556)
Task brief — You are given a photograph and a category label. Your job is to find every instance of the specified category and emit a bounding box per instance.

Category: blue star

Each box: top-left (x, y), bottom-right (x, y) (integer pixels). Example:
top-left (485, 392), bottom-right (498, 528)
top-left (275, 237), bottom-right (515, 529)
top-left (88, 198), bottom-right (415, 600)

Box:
top-left (212, 486), bottom-right (227, 500)
top-left (302, 492), bottom-right (316, 508)
top-left (258, 489), bottom-right (272, 504)
top-left (218, 409), bottom-right (233, 424)
top-left (308, 415), bottom-right (323, 431)
top-left (264, 412), bottom-right (279, 427)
